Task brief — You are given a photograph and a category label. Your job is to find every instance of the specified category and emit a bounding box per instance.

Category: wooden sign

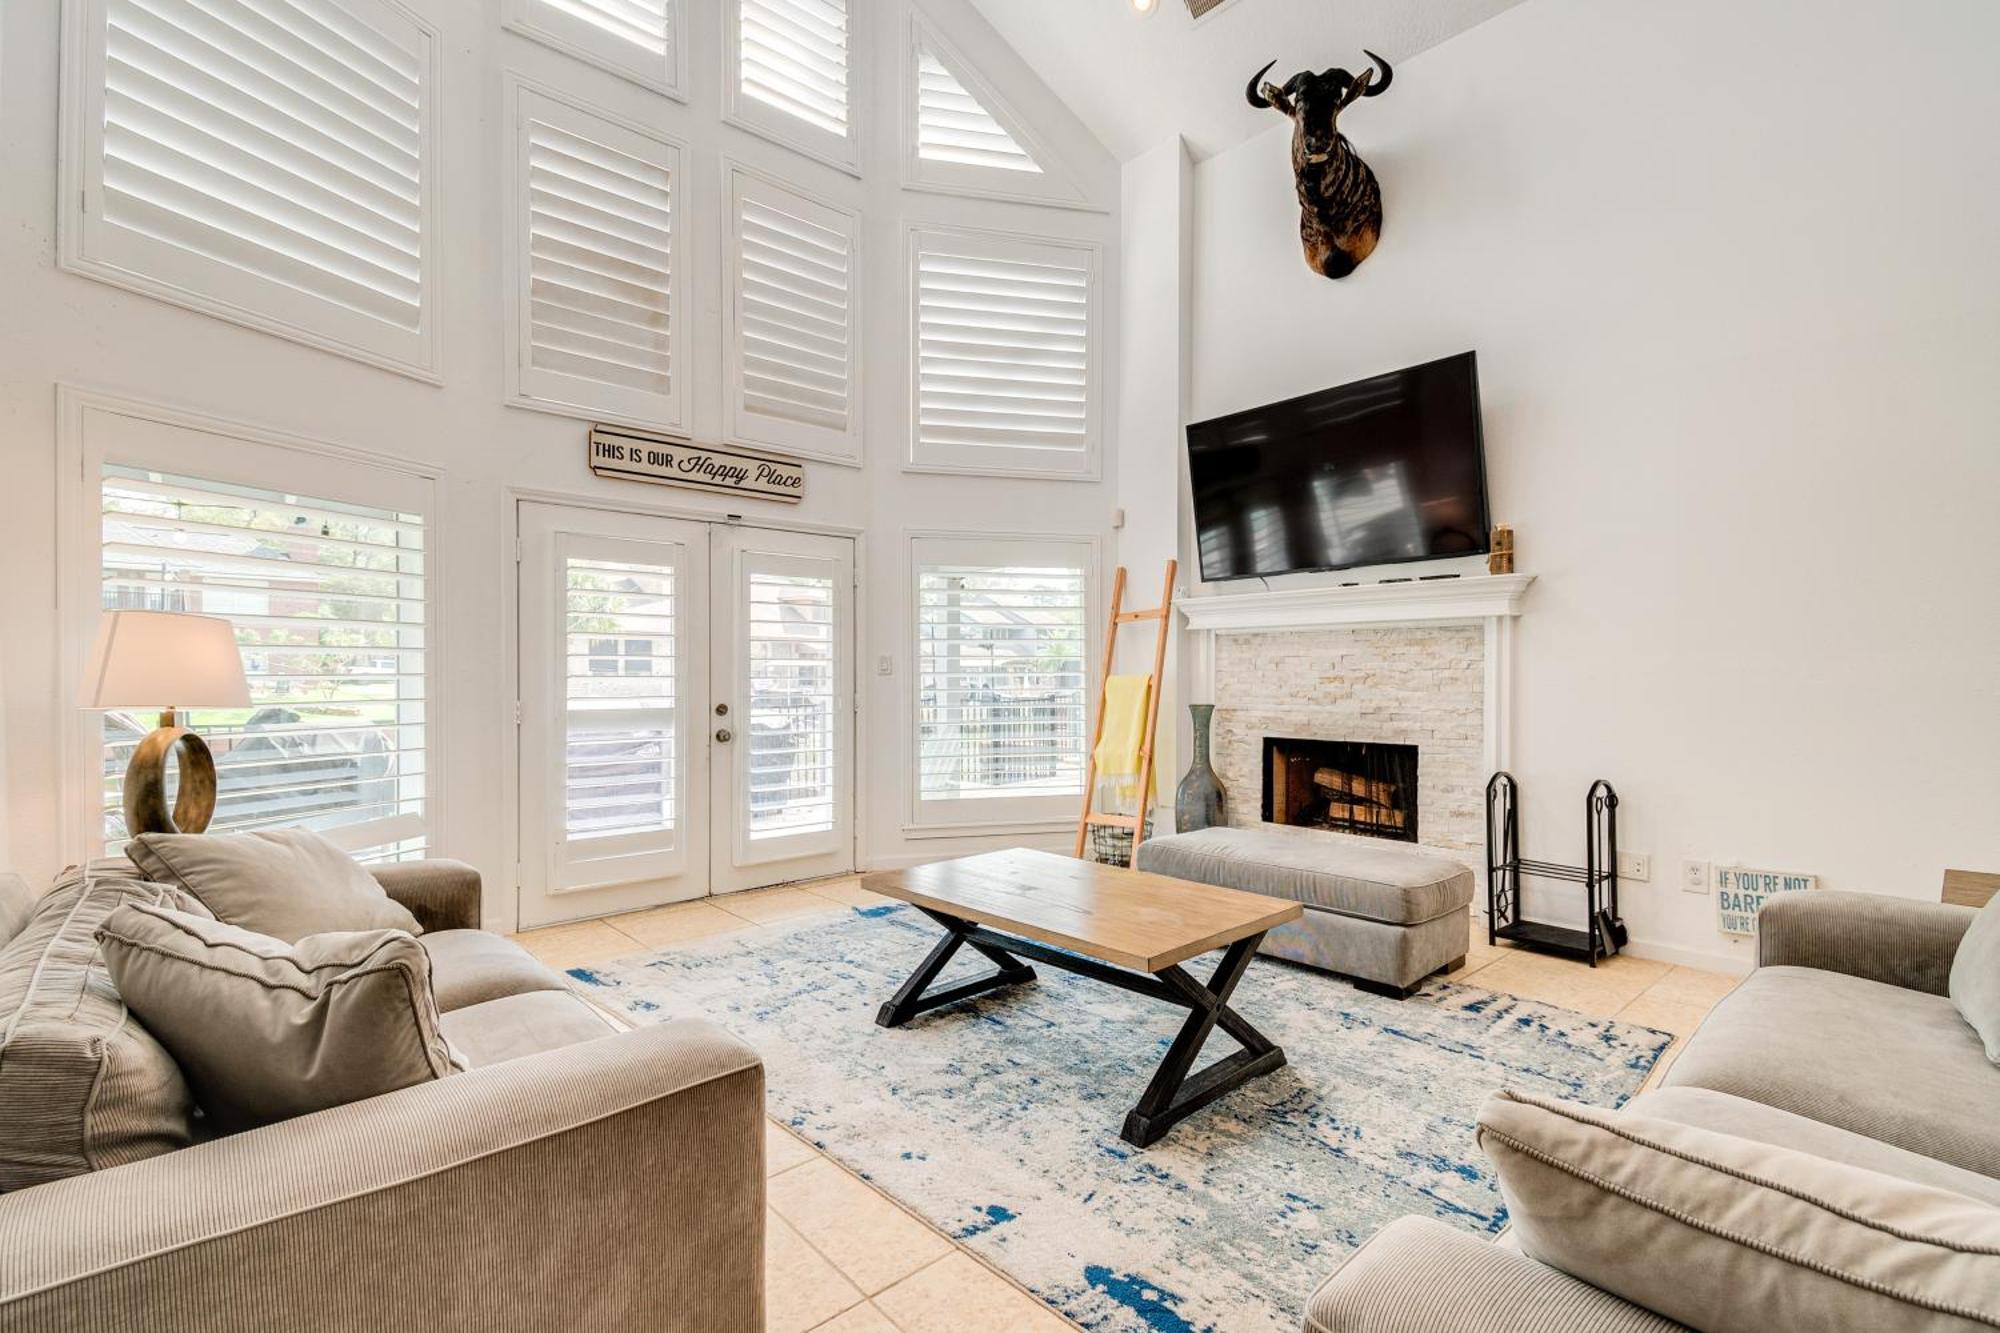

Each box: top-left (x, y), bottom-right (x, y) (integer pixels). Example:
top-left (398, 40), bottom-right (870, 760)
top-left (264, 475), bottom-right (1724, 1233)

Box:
top-left (1714, 865), bottom-right (1817, 937)
top-left (588, 425), bottom-right (803, 504)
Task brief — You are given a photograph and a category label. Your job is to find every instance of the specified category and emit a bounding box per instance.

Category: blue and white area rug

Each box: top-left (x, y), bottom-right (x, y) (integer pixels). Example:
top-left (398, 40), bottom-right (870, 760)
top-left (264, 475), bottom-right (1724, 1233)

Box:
top-left (570, 903), bottom-right (1669, 1333)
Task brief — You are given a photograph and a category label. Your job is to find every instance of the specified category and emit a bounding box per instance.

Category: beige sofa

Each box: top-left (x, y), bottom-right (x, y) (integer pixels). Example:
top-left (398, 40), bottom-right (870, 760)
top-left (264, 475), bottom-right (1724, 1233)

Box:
top-left (1304, 890), bottom-right (2000, 1331)
top-left (0, 859), bottom-right (765, 1333)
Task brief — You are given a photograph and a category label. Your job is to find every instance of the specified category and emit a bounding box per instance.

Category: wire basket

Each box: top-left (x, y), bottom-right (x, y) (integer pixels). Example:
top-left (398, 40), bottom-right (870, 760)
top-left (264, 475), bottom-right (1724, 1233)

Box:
top-left (1087, 810), bottom-right (1156, 866)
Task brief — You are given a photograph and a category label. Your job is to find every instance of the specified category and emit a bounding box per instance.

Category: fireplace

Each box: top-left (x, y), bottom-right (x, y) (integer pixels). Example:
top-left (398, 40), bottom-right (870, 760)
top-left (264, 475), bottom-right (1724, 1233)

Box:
top-left (1262, 737), bottom-right (1419, 842)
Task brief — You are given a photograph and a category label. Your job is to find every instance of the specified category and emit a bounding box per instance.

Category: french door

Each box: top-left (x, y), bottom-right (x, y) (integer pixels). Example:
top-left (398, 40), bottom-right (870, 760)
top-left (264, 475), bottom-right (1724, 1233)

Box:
top-left (517, 503), bottom-right (854, 929)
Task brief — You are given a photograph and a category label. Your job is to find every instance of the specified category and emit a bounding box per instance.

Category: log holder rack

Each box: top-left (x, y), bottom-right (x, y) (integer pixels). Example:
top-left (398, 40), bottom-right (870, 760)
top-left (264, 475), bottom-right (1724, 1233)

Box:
top-left (1485, 773), bottom-right (1628, 966)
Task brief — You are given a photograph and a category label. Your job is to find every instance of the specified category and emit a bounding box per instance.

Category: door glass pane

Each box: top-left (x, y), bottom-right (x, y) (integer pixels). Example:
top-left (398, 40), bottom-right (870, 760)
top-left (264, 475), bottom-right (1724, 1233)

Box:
top-left (566, 556), bottom-right (676, 840)
top-left (745, 569), bottom-right (835, 839)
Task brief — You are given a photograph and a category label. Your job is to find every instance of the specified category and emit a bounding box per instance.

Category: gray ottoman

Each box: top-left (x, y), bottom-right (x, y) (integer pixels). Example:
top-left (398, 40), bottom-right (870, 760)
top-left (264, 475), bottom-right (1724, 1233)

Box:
top-left (1134, 826), bottom-right (1476, 997)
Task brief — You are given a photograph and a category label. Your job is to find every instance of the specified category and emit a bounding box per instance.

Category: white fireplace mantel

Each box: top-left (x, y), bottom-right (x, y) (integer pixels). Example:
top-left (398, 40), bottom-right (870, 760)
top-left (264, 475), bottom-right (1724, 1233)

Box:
top-left (1177, 573), bottom-right (1534, 634)
top-left (1179, 573), bottom-right (1535, 781)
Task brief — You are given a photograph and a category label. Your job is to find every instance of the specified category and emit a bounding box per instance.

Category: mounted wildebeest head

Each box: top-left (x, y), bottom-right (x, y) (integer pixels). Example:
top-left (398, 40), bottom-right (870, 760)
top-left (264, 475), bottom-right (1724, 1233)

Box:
top-left (1247, 52), bottom-right (1394, 279)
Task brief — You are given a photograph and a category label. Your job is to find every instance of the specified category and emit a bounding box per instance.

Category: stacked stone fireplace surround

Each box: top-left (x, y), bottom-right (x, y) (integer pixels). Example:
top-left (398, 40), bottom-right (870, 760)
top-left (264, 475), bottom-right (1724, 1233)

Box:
top-left (1210, 624), bottom-right (1487, 861)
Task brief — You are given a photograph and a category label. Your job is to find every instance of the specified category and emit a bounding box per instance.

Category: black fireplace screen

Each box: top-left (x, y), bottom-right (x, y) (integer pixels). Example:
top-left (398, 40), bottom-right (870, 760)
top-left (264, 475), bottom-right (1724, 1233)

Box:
top-left (1261, 737), bottom-right (1419, 842)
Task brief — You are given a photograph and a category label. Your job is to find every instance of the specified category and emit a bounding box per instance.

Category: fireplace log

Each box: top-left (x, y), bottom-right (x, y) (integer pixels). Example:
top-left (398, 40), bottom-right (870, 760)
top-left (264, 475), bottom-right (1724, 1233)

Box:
top-left (1313, 768), bottom-right (1398, 807)
top-left (1324, 801), bottom-right (1409, 829)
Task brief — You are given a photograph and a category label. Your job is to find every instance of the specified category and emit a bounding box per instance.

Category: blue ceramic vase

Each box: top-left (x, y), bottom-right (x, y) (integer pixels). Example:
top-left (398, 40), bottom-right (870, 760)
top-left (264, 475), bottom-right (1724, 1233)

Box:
top-left (1175, 704), bottom-right (1227, 833)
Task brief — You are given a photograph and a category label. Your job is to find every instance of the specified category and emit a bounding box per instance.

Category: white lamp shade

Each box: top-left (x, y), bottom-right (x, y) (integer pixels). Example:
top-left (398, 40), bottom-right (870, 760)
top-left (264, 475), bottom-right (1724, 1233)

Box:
top-left (78, 611), bottom-right (251, 711)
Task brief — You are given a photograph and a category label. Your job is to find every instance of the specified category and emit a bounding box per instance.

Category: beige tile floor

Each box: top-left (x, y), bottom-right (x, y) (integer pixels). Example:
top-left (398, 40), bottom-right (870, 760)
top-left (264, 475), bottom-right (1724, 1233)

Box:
top-left (515, 877), bottom-right (1741, 1332)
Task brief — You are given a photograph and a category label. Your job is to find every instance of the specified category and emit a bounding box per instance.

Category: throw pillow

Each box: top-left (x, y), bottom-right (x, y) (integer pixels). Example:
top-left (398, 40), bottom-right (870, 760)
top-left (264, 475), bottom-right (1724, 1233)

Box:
top-left (0, 861), bottom-right (214, 1190)
top-left (1477, 1088), bottom-right (2000, 1332)
top-left (1949, 893), bottom-right (2000, 1064)
top-left (96, 903), bottom-right (462, 1133)
top-left (127, 828), bottom-right (421, 942)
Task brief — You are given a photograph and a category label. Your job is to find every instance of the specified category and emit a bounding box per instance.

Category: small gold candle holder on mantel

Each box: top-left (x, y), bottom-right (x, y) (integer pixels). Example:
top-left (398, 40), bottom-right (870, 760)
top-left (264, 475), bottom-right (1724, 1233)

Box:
top-left (1488, 525), bottom-right (1515, 575)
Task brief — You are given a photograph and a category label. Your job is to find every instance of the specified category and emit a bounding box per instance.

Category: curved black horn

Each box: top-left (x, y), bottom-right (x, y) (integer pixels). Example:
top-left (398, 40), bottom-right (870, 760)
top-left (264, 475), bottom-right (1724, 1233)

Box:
top-left (1246, 59), bottom-right (1278, 109)
top-left (1360, 49), bottom-right (1393, 96)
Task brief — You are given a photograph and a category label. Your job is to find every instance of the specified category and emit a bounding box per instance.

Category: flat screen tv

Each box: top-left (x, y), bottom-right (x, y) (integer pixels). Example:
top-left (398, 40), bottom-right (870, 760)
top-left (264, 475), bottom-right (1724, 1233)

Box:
top-left (1186, 351), bottom-right (1490, 582)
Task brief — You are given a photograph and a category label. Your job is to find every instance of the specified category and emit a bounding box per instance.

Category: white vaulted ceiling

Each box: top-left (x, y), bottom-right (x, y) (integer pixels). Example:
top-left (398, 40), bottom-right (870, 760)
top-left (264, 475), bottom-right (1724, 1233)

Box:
top-left (967, 0), bottom-right (1526, 161)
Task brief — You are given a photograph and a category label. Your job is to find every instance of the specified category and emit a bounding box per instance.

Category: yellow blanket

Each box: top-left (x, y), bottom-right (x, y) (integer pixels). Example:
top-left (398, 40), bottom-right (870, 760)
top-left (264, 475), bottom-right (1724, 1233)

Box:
top-left (1093, 674), bottom-right (1155, 805)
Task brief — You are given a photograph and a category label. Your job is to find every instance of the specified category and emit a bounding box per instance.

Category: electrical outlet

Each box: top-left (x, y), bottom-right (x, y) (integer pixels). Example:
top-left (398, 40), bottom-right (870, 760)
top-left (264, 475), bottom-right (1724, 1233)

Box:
top-left (1681, 859), bottom-right (1711, 895)
top-left (1616, 851), bottom-right (1650, 882)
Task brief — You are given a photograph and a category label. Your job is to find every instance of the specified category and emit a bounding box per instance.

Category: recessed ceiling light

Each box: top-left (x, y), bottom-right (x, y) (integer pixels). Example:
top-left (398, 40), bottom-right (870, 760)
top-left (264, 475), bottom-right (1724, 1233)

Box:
top-left (1131, 0), bottom-right (1159, 14)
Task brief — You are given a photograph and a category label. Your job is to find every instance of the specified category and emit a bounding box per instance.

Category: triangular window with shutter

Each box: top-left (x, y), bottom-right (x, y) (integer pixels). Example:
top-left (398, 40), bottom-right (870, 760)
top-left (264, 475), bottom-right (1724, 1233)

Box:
top-left (905, 20), bottom-right (1087, 208)
top-left (917, 41), bottom-right (1042, 175)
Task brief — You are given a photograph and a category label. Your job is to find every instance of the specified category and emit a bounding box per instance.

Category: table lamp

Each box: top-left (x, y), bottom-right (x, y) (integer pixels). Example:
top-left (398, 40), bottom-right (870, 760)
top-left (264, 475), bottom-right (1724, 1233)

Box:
top-left (78, 610), bottom-right (250, 836)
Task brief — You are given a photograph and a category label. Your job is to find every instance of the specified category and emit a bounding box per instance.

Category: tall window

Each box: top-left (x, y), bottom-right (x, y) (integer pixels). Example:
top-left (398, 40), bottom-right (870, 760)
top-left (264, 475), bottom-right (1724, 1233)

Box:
top-left (99, 467), bottom-right (427, 857)
top-left (65, 0), bottom-right (438, 376)
top-left (913, 538), bottom-right (1092, 828)
top-left (910, 228), bottom-right (1099, 479)
top-left (727, 0), bottom-right (857, 172)
top-left (727, 166), bottom-right (861, 463)
top-left (510, 81), bottom-right (685, 434)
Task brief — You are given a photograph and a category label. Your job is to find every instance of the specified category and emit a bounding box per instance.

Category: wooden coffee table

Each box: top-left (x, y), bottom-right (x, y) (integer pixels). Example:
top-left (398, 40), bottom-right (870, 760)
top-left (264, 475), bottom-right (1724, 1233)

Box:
top-left (861, 848), bottom-right (1303, 1147)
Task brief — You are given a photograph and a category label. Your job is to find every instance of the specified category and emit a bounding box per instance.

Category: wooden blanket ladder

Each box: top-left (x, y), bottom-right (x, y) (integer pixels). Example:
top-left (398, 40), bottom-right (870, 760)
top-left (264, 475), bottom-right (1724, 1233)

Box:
top-left (1073, 560), bottom-right (1177, 868)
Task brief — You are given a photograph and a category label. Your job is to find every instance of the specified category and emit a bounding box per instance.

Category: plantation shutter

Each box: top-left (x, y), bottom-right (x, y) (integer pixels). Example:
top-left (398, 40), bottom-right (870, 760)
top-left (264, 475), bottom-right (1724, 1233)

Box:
top-left (916, 41), bottom-right (1040, 174)
top-left (729, 170), bottom-right (859, 459)
top-left (99, 466), bottom-right (427, 858)
top-left (513, 84), bottom-right (684, 432)
top-left (78, 0), bottom-right (435, 373)
top-left (732, 0), bottom-right (854, 167)
top-left (915, 543), bottom-right (1092, 822)
top-left (507, 0), bottom-right (681, 95)
top-left (912, 230), bottom-right (1097, 477)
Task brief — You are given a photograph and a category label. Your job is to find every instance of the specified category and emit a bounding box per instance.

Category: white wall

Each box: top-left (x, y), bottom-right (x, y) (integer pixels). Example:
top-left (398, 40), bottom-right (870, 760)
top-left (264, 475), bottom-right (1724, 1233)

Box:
top-left (1175, 0), bottom-right (2000, 969)
top-left (1112, 137), bottom-right (1193, 792)
top-left (0, 0), bottom-right (1121, 927)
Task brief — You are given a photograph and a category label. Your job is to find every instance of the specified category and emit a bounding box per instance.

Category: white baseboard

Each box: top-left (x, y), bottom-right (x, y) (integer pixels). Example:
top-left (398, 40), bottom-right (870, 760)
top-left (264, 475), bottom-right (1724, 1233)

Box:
top-left (1616, 938), bottom-right (1754, 977)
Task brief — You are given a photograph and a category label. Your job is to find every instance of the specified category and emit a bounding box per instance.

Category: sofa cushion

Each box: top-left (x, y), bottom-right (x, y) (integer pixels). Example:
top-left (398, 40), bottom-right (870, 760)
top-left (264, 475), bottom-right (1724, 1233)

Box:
top-left (1478, 1088), bottom-right (2000, 1333)
top-left (1949, 893), bottom-right (2000, 1065)
top-left (1661, 964), bottom-right (1999, 1177)
top-left (1305, 1215), bottom-right (1685, 1333)
top-left (439, 990), bottom-right (613, 1068)
top-left (1628, 1086), bottom-right (2000, 1208)
top-left (0, 861), bottom-right (211, 1190)
top-left (128, 828), bottom-right (422, 943)
top-left (96, 903), bottom-right (461, 1133)
top-left (1133, 825), bottom-right (1474, 924)
top-left (421, 929), bottom-right (568, 1012)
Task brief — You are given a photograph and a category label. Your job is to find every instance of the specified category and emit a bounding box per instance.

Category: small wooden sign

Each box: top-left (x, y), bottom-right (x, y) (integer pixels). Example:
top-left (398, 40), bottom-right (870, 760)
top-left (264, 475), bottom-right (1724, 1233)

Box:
top-left (1714, 864), bottom-right (1817, 937)
top-left (588, 424), bottom-right (804, 504)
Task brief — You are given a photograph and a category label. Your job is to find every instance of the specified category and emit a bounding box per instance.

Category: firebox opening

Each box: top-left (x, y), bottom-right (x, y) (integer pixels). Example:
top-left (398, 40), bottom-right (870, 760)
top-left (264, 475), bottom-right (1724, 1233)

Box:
top-left (1261, 737), bottom-right (1419, 842)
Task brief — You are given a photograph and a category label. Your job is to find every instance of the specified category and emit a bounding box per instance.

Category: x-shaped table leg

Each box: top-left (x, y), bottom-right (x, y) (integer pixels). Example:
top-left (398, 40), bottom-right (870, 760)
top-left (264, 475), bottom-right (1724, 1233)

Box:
top-left (874, 910), bottom-right (1036, 1029)
top-left (1121, 933), bottom-right (1285, 1147)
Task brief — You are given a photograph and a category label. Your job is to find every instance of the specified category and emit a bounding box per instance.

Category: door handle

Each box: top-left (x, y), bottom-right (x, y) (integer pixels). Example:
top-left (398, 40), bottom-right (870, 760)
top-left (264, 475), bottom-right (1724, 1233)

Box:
top-left (715, 728), bottom-right (733, 743)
